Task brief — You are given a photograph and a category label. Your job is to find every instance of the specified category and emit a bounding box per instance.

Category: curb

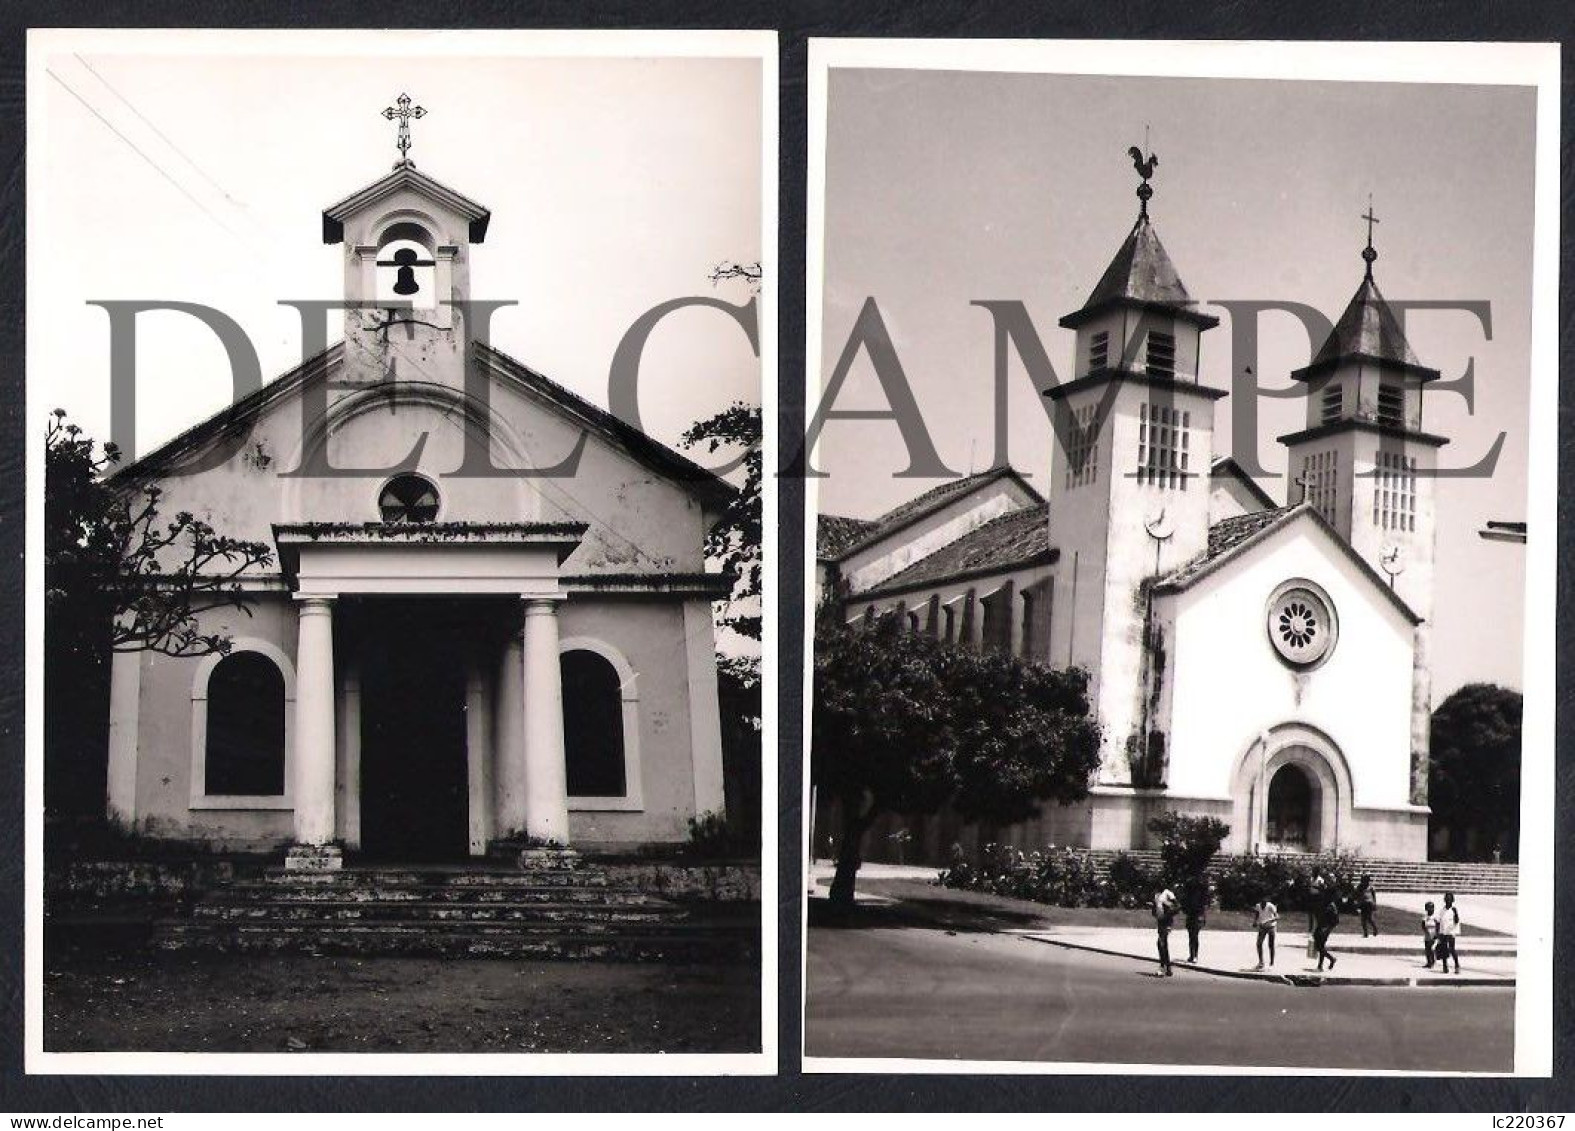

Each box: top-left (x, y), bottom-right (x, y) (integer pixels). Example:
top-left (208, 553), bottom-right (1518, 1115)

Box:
top-left (1016, 933), bottom-right (1514, 988)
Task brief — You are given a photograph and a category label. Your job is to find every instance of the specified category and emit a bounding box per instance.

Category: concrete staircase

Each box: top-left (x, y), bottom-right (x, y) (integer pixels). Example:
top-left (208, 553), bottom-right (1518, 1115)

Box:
top-left (154, 863), bottom-right (757, 961)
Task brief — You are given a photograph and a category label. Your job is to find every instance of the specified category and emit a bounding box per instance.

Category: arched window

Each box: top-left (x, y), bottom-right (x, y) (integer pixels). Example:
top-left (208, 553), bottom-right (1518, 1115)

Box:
top-left (561, 649), bottom-right (627, 798)
top-left (204, 652), bottom-right (286, 796)
top-left (379, 473), bottom-right (440, 522)
top-left (375, 230), bottom-right (437, 309)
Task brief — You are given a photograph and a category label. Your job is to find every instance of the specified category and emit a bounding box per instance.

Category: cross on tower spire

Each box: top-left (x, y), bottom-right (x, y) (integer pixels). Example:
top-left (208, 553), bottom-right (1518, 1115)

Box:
top-left (381, 92), bottom-right (427, 169)
top-left (1361, 194), bottom-right (1380, 279)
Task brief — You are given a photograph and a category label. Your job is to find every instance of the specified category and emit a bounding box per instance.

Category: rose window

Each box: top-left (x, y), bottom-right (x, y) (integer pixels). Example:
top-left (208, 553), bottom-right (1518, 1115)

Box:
top-left (1266, 584), bottom-right (1337, 669)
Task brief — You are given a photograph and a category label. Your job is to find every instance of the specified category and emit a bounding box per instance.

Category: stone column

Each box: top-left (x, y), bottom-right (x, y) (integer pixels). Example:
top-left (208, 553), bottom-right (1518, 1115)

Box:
top-left (105, 638), bottom-right (142, 829)
top-left (335, 662), bottom-right (361, 850)
top-left (288, 595), bottom-right (341, 870)
top-left (520, 596), bottom-right (570, 845)
top-left (465, 660), bottom-right (494, 856)
top-left (493, 635), bottom-right (527, 840)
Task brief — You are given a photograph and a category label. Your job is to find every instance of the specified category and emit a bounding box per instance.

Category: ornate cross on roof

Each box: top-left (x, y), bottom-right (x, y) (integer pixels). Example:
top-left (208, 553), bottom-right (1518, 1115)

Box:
top-left (382, 93), bottom-right (426, 168)
top-left (1361, 196), bottom-right (1380, 278)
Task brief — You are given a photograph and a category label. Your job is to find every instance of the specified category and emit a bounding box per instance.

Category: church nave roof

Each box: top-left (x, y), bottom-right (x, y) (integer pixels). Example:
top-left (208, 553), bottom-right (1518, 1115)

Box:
top-left (859, 506), bottom-right (1054, 598)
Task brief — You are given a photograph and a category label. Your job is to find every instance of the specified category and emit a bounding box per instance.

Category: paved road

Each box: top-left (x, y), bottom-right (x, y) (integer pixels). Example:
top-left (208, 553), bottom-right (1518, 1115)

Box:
top-left (806, 926), bottom-right (1515, 1071)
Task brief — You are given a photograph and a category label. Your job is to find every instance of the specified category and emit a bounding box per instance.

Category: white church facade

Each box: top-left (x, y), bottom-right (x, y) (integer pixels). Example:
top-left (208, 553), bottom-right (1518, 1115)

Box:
top-left (821, 161), bottom-right (1441, 861)
top-left (102, 126), bottom-right (732, 867)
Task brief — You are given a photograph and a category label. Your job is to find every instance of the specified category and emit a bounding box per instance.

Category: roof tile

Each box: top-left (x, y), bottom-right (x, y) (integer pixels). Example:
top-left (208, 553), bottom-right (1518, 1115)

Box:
top-left (861, 506), bottom-right (1052, 595)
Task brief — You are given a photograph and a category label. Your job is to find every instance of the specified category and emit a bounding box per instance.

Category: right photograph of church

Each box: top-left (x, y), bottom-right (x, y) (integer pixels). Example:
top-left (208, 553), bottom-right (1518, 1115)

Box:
top-left (803, 42), bottom-right (1555, 1076)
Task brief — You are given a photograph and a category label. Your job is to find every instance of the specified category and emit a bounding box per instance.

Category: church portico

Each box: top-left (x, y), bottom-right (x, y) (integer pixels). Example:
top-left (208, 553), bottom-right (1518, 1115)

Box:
top-left (275, 522), bottom-right (583, 869)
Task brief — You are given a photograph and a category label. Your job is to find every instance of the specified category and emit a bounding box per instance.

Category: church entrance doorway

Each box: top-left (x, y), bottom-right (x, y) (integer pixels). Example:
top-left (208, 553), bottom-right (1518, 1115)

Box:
top-left (356, 599), bottom-right (474, 861)
top-left (1266, 763), bottom-right (1319, 852)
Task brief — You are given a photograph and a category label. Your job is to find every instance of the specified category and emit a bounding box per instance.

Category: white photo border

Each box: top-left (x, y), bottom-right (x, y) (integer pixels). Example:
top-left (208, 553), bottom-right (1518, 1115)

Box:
top-left (799, 35), bottom-right (1559, 1079)
top-left (25, 25), bottom-right (780, 1078)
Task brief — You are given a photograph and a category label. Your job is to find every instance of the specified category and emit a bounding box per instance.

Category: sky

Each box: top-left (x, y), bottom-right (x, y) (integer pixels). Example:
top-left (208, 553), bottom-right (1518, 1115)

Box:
top-left (815, 68), bottom-right (1538, 703)
top-left (32, 41), bottom-right (764, 466)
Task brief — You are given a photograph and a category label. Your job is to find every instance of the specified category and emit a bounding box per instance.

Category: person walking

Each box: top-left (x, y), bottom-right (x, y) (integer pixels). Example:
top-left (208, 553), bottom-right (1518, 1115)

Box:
top-left (1421, 900), bottom-right (1441, 970)
top-left (1312, 894), bottom-right (1340, 971)
top-left (1181, 874), bottom-right (1209, 963)
top-left (1306, 870), bottom-right (1326, 935)
top-left (1436, 891), bottom-right (1462, 974)
top-left (1152, 883), bottom-right (1179, 977)
top-left (1253, 892), bottom-right (1279, 970)
top-left (1356, 875), bottom-right (1380, 937)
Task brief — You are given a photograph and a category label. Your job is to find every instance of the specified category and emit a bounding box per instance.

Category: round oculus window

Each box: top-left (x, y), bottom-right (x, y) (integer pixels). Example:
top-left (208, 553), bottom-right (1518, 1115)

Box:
top-left (1266, 584), bottom-right (1337, 669)
top-left (379, 473), bottom-right (439, 522)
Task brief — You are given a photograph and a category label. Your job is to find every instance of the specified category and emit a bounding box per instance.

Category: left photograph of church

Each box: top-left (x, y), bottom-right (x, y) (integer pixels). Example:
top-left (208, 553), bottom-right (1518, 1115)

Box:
top-left (28, 30), bottom-right (774, 1069)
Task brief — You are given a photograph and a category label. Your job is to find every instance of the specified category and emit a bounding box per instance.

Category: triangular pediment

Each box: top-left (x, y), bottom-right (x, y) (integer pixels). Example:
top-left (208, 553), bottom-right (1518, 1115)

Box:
top-left (1153, 503), bottom-right (1421, 625)
top-left (110, 342), bottom-right (732, 513)
top-left (322, 164), bottom-right (491, 245)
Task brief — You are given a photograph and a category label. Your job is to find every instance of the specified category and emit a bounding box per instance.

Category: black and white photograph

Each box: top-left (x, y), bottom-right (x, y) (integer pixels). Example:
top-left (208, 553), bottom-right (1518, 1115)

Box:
top-left (802, 39), bottom-right (1557, 1075)
top-left (27, 28), bottom-right (775, 1072)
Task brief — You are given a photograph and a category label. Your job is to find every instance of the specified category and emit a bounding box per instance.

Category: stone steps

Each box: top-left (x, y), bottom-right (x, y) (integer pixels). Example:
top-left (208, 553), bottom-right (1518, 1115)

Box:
top-left (222, 882), bottom-right (656, 905)
top-left (191, 899), bottom-right (680, 925)
top-left (261, 868), bottom-right (614, 888)
top-left (153, 860), bottom-right (757, 962)
top-left (156, 919), bottom-right (753, 962)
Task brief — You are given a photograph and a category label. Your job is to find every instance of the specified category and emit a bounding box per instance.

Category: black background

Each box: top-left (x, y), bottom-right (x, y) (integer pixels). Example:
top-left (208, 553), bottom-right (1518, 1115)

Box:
top-left (0, 0), bottom-right (1570, 1113)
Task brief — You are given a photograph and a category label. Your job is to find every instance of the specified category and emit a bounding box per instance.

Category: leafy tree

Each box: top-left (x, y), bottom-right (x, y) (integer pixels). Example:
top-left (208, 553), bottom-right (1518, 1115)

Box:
top-left (1147, 810), bottom-right (1229, 888)
top-left (812, 609), bottom-right (1101, 908)
top-left (716, 652), bottom-right (762, 848)
top-left (1429, 682), bottom-right (1522, 861)
top-left (682, 402), bottom-right (762, 642)
top-left (46, 411), bottom-right (273, 818)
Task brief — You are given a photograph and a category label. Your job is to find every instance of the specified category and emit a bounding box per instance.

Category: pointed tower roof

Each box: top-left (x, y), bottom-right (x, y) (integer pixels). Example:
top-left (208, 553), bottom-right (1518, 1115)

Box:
top-left (1084, 213), bottom-right (1193, 309)
top-left (1292, 202), bottom-right (1439, 383)
top-left (1059, 172), bottom-right (1218, 331)
top-left (1311, 274), bottom-right (1422, 367)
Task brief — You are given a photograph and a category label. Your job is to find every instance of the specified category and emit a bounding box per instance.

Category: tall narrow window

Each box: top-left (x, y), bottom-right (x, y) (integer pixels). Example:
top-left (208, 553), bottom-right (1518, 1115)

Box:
top-left (1374, 450), bottom-right (1417, 533)
top-left (1377, 382), bottom-right (1405, 428)
top-left (1064, 404), bottom-right (1099, 489)
top-left (205, 652), bottom-right (286, 796)
top-left (1145, 331), bottom-right (1176, 379)
top-left (1088, 330), bottom-right (1110, 374)
top-left (1300, 451), bottom-right (1338, 524)
top-left (562, 650), bottom-right (627, 798)
top-left (1138, 403), bottom-right (1190, 490)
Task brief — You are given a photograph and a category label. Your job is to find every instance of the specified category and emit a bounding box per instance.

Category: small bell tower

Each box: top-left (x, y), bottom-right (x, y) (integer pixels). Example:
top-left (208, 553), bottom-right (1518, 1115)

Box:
top-left (1278, 201), bottom-right (1446, 805)
top-left (321, 93), bottom-right (492, 396)
top-left (1044, 144), bottom-right (1224, 788)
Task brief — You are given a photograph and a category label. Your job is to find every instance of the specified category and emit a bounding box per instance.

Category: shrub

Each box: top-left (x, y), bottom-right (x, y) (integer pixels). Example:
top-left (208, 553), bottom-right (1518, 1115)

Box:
top-left (938, 843), bottom-right (1158, 909)
top-left (1105, 851), bottom-right (1162, 908)
top-left (684, 810), bottom-right (756, 859)
top-left (1147, 810), bottom-right (1230, 885)
top-left (1212, 849), bottom-right (1369, 911)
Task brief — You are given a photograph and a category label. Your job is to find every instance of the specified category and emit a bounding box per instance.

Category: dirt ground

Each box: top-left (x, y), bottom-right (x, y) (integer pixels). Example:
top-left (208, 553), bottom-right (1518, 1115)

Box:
top-left (44, 936), bottom-right (761, 1054)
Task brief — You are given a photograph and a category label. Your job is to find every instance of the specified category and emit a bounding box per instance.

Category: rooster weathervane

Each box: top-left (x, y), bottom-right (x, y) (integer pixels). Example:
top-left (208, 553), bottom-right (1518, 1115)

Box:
top-left (1128, 143), bottom-right (1158, 218)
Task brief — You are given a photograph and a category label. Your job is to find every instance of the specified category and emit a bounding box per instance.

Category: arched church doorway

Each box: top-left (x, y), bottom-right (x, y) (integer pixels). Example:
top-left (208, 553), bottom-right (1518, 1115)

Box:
top-left (1266, 763), bottom-right (1320, 851)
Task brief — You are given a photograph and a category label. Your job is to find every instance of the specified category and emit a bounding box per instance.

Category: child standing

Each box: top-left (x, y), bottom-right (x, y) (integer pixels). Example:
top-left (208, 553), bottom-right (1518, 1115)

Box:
top-left (1436, 892), bottom-right (1462, 974)
top-left (1253, 893), bottom-right (1279, 970)
top-left (1421, 900), bottom-right (1441, 969)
